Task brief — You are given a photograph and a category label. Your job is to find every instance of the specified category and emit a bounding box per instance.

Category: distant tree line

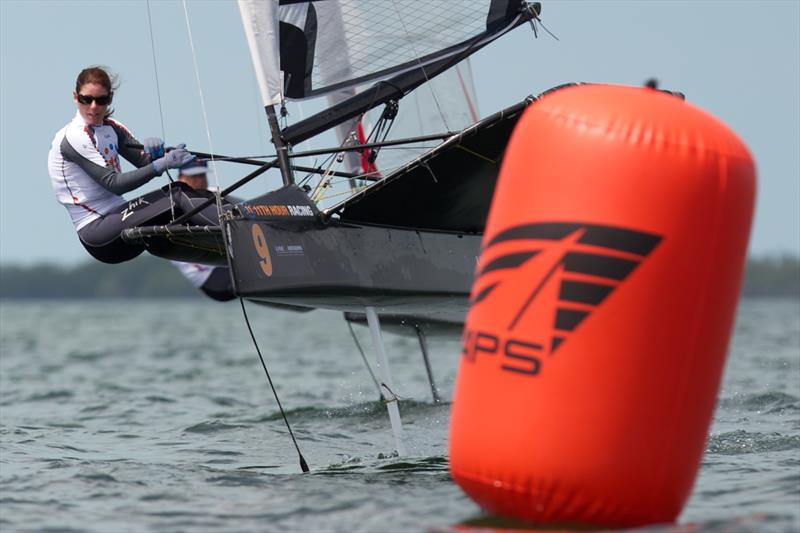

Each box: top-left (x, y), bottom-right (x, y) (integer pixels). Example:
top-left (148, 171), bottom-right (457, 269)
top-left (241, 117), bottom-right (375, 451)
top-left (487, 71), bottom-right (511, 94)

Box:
top-left (0, 255), bottom-right (797, 299)
top-left (0, 255), bottom-right (198, 299)
top-left (741, 255), bottom-right (799, 298)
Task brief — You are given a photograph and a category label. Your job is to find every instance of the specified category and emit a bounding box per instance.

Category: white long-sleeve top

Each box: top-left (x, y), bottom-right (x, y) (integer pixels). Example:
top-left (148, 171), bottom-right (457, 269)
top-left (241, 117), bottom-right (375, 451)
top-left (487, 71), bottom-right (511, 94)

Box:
top-left (48, 112), bottom-right (158, 230)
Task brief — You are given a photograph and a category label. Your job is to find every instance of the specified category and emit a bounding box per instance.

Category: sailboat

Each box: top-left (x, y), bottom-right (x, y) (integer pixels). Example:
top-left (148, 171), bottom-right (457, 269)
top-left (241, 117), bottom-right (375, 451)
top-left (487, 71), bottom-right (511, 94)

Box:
top-left (123, 0), bottom-right (548, 453)
top-left (125, 0), bottom-right (543, 330)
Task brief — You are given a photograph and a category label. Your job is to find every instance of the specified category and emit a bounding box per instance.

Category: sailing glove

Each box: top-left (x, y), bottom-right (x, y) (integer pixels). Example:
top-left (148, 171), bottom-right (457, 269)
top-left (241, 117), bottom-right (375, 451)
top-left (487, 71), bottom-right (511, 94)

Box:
top-left (152, 144), bottom-right (196, 174)
top-left (142, 137), bottom-right (165, 159)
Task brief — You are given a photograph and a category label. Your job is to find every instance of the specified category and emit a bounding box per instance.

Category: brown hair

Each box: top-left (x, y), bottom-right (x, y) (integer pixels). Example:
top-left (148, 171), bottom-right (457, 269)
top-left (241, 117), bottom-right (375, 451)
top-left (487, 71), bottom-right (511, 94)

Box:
top-left (75, 66), bottom-right (118, 118)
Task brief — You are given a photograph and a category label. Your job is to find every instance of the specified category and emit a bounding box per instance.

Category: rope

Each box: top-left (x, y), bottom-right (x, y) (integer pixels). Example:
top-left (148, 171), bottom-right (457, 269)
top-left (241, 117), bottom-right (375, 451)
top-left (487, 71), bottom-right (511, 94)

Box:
top-left (145, 0), bottom-right (167, 146)
top-left (239, 298), bottom-right (309, 473)
top-left (144, 0), bottom-right (176, 220)
top-left (181, 4), bottom-right (307, 472)
top-left (181, 0), bottom-right (224, 220)
top-left (309, 185), bottom-right (369, 202)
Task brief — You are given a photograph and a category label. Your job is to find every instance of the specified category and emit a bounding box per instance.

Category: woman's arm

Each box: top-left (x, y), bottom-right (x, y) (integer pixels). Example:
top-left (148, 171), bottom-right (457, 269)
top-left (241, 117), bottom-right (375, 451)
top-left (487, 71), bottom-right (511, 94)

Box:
top-left (61, 130), bottom-right (157, 195)
top-left (107, 119), bottom-right (152, 168)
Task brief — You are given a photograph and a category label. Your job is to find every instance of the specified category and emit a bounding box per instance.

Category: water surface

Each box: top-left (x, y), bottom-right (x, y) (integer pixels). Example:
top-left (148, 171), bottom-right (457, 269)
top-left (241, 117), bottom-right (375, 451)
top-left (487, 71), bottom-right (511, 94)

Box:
top-left (1, 298), bottom-right (797, 532)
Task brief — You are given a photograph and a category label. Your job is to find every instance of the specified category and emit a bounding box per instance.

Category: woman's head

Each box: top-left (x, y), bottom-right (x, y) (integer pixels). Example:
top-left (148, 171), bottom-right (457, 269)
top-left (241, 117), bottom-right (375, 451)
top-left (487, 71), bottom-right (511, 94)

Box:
top-left (73, 66), bottom-right (118, 125)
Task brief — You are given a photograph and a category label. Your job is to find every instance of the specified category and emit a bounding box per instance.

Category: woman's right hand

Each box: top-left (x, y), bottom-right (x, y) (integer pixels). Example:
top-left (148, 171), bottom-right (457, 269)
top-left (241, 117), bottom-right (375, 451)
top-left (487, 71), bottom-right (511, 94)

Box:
top-left (142, 137), bottom-right (165, 159)
top-left (152, 144), bottom-right (196, 174)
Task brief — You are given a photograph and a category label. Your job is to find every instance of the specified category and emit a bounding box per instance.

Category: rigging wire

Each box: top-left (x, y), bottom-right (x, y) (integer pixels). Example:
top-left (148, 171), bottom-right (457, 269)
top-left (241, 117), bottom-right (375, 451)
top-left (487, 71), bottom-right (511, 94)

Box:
top-left (180, 0), bottom-right (224, 217)
top-left (145, 0), bottom-right (168, 148)
top-left (389, 0), bottom-right (450, 132)
top-left (181, 1), bottom-right (308, 473)
top-left (310, 184), bottom-right (368, 202)
top-left (144, 0), bottom-right (176, 221)
top-left (528, 5), bottom-right (559, 41)
top-left (240, 298), bottom-right (310, 473)
top-left (183, 131), bottom-right (455, 164)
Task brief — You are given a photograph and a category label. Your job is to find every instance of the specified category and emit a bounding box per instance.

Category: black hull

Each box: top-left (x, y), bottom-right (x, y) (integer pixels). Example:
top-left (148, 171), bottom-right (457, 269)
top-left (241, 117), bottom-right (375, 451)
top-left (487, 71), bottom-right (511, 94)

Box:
top-left (122, 96), bottom-right (546, 333)
top-left (226, 218), bottom-right (479, 327)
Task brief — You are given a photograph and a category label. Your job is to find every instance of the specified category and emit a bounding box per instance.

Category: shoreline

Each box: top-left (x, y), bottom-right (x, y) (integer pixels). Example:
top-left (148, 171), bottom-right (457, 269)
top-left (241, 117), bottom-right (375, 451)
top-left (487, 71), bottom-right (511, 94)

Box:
top-left (1, 255), bottom-right (798, 300)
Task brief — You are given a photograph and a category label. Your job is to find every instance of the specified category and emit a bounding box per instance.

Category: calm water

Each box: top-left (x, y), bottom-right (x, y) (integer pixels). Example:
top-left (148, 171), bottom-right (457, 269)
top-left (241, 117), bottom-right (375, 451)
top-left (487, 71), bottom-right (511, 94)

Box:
top-left (1, 298), bottom-right (798, 532)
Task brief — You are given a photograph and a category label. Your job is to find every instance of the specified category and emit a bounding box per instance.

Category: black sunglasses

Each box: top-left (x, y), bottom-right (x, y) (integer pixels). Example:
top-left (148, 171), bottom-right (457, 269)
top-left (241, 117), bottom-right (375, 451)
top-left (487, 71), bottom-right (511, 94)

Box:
top-left (77, 93), bottom-right (112, 106)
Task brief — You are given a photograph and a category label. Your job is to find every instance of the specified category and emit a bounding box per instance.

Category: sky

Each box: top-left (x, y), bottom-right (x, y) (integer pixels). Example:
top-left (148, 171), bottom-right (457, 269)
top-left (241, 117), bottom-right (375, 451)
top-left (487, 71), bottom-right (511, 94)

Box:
top-left (1, 0), bottom-right (798, 266)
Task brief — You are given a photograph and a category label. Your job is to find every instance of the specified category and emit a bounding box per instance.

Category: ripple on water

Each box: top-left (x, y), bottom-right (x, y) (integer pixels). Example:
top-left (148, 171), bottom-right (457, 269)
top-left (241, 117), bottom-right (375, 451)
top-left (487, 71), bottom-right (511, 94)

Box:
top-left (79, 404), bottom-right (108, 413)
top-left (46, 444), bottom-right (94, 454)
top-left (719, 391), bottom-right (800, 414)
top-left (66, 349), bottom-right (112, 362)
top-left (375, 456), bottom-right (449, 473)
top-left (196, 449), bottom-right (244, 456)
top-left (96, 382), bottom-right (134, 393)
top-left (206, 471), bottom-right (273, 487)
top-left (209, 395), bottom-right (255, 407)
top-left (706, 430), bottom-right (800, 455)
top-left (47, 422), bottom-right (84, 429)
top-left (314, 454), bottom-right (448, 477)
top-left (75, 472), bottom-right (119, 483)
top-left (144, 394), bottom-right (177, 404)
top-left (183, 420), bottom-right (250, 434)
top-left (238, 399), bottom-right (447, 425)
top-left (26, 390), bottom-right (74, 402)
top-left (139, 492), bottom-right (190, 502)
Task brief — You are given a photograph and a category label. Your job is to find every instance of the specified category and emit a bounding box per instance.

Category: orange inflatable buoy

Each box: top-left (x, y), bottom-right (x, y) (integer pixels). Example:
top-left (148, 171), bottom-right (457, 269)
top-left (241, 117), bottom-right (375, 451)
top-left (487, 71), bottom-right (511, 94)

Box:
top-left (449, 84), bottom-right (755, 528)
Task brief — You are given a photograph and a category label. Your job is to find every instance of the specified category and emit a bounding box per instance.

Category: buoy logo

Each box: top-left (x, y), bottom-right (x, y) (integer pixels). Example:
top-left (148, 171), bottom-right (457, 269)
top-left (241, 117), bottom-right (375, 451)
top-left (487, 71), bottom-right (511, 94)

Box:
top-left (465, 222), bottom-right (661, 370)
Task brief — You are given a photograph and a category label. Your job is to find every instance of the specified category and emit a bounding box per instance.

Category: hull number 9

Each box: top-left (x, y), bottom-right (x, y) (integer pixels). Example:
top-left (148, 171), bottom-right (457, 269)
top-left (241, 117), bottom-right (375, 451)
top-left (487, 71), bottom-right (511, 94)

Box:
top-left (251, 224), bottom-right (273, 277)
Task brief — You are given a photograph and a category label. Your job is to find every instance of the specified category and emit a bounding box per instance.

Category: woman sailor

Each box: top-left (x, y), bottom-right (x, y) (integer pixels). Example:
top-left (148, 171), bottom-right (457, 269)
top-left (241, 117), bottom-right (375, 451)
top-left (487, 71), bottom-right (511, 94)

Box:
top-left (48, 66), bottom-right (221, 264)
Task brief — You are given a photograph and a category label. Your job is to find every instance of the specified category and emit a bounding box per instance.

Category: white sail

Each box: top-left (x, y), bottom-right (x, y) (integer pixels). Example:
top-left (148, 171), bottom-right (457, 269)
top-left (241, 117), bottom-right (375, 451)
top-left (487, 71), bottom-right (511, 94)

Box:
top-left (237, 0), bottom-right (283, 106)
top-left (238, 0), bottom-right (526, 101)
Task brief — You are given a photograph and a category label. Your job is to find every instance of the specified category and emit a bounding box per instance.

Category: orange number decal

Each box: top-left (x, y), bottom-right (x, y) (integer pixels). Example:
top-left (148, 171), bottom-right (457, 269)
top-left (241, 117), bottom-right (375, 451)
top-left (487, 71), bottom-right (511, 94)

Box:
top-left (251, 224), bottom-right (273, 277)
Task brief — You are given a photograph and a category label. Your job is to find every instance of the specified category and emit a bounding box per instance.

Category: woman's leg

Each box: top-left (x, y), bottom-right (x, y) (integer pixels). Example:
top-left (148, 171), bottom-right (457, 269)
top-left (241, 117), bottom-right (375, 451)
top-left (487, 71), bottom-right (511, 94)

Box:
top-left (200, 267), bottom-right (236, 301)
top-left (169, 182), bottom-right (224, 226)
top-left (77, 183), bottom-right (226, 263)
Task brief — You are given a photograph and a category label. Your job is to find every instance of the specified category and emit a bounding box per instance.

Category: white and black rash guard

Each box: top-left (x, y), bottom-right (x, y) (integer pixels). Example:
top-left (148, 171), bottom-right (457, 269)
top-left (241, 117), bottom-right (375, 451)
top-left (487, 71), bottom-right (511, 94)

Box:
top-left (170, 261), bottom-right (214, 288)
top-left (171, 261), bottom-right (235, 301)
top-left (47, 111), bottom-right (161, 231)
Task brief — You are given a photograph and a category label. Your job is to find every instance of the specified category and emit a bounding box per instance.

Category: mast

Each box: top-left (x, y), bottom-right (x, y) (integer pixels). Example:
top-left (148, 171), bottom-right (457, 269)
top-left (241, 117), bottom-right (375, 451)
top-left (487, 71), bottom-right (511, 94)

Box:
top-left (265, 105), bottom-right (294, 186)
top-left (238, 0), bottom-right (292, 184)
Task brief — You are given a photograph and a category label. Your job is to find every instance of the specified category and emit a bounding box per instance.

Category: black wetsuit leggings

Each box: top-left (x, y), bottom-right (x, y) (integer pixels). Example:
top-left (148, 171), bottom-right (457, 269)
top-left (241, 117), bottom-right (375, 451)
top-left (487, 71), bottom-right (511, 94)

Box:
top-left (200, 268), bottom-right (236, 302)
top-left (78, 182), bottom-right (223, 264)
